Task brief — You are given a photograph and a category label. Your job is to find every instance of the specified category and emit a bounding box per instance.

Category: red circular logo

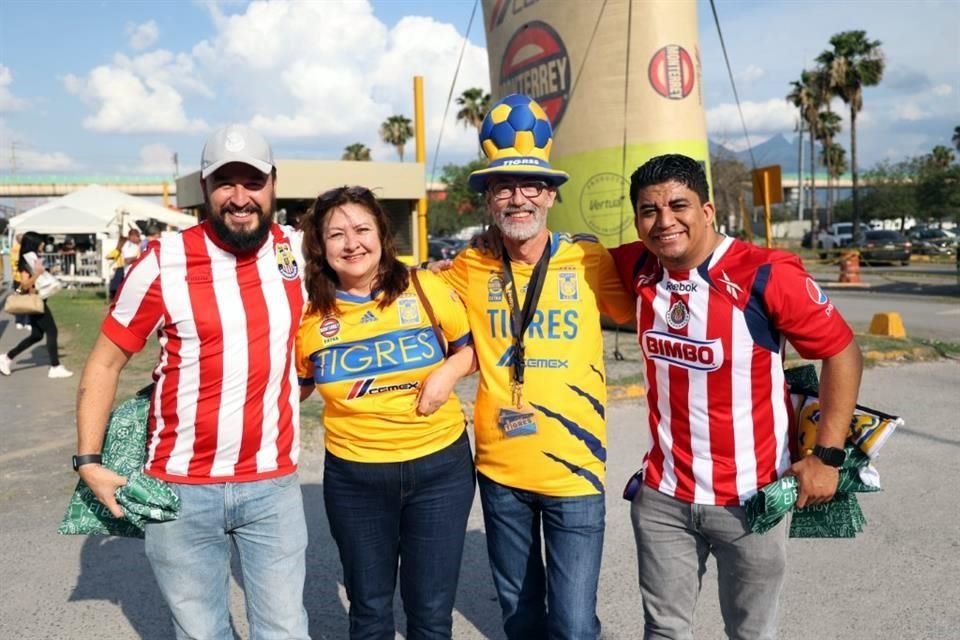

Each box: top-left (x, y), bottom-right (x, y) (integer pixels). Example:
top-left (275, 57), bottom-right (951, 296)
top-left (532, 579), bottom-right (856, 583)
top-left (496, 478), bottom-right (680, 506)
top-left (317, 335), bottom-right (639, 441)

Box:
top-left (648, 45), bottom-right (695, 100)
top-left (319, 317), bottom-right (340, 338)
top-left (499, 21), bottom-right (571, 127)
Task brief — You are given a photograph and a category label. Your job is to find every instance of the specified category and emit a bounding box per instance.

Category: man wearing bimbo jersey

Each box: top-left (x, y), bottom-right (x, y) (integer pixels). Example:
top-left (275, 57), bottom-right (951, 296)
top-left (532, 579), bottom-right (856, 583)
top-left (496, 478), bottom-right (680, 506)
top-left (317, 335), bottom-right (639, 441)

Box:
top-left (74, 125), bottom-right (310, 639)
top-left (438, 94), bottom-right (635, 640)
top-left (611, 154), bottom-right (863, 640)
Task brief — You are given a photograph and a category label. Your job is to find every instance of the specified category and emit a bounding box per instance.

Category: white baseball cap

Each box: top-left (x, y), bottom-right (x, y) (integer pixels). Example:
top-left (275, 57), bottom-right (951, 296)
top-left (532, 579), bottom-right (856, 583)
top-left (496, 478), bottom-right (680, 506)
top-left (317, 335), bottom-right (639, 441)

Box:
top-left (201, 124), bottom-right (274, 179)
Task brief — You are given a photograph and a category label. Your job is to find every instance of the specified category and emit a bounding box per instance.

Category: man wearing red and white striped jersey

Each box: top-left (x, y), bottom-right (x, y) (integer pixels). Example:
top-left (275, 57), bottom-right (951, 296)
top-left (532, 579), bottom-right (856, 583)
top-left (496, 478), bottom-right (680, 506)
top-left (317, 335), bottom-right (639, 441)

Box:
top-left (75, 125), bottom-right (310, 639)
top-left (611, 154), bottom-right (863, 640)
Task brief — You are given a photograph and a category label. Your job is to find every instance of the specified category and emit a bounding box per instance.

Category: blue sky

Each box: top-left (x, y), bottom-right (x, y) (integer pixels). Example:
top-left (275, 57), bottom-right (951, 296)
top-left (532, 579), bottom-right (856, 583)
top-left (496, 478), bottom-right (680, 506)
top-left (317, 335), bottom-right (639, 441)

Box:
top-left (0, 0), bottom-right (957, 179)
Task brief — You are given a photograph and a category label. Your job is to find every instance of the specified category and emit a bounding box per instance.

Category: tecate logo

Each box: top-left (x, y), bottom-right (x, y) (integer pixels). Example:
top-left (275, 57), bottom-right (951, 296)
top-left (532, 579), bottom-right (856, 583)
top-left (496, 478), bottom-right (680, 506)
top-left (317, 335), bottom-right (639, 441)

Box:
top-left (642, 331), bottom-right (723, 372)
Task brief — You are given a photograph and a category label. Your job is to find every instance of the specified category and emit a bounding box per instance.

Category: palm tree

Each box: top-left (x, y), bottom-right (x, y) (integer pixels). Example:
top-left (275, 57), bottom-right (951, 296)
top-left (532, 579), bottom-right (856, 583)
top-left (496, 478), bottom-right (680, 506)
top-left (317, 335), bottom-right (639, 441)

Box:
top-left (457, 88), bottom-right (491, 156)
top-left (953, 125), bottom-right (960, 152)
top-left (928, 145), bottom-right (955, 169)
top-left (787, 70), bottom-right (827, 233)
top-left (379, 115), bottom-right (414, 162)
top-left (817, 30), bottom-right (885, 239)
top-left (342, 143), bottom-right (372, 161)
top-left (821, 143), bottom-right (847, 228)
top-left (817, 110), bottom-right (843, 224)
top-left (456, 88), bottom-right (491, 131)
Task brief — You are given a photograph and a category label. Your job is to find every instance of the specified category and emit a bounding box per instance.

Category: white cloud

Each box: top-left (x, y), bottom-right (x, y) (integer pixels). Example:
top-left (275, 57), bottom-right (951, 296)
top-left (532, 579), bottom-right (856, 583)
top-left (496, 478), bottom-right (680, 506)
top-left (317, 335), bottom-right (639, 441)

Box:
top-left (0, 65), bottom-right (27, 111)
top-left (192, 1), bottom-right (488, 164)
top-left (706, 99), bottom-right (796, 146)
top-left (127, 20), bottom-right (159, 50)
top-left (931, 84), bottom-right (953, 97)
top-left (136, 143), bottom-right (177, 174)
top-left (735, 64), bottom-right (766, 85)
top-left (894, 103), bottom-right (925, 121)
top-left (0, 120), bottom-right (75, 171)
top-left (64, 50), bottom-right (210, 133)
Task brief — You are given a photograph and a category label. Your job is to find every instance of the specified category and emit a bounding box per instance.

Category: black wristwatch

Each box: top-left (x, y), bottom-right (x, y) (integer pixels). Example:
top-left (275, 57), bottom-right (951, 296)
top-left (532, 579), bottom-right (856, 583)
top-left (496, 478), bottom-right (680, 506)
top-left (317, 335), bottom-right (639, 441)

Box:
top-left (812, 445), bottom-right (845, 468)
top-left (72, 454), bottom-right (102, 471)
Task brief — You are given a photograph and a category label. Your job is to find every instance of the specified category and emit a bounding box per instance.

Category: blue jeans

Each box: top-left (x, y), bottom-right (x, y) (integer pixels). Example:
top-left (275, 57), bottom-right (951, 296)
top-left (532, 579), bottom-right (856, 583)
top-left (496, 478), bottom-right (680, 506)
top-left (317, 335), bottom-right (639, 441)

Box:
top-left (144, 473), bottom-right (310, 640)
top-left (477, 473), bottom-right (605, 640)
top-left (323, 430), bottom-right (476, 640)
top-left (630, 482), bottom-right (788, 640)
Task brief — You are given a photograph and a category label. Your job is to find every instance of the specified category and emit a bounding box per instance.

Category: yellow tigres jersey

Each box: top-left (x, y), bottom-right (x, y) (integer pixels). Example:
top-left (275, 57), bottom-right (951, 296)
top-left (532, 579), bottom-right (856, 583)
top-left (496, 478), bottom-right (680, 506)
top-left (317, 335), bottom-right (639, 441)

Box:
top-left (440, 232), bottom-right (635, 496)
top-left (296, 271), bottom-right (472, 463)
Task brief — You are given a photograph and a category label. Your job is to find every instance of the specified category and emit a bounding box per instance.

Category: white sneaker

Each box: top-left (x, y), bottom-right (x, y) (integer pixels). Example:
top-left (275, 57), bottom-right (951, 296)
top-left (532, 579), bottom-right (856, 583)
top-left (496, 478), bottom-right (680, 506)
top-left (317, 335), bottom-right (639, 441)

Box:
top-left (0, 354), bottom-right (10, 376)
top-left (48, 365), bottom-right (73, 379)
top-left (15, 323), bottom-right (25, 330)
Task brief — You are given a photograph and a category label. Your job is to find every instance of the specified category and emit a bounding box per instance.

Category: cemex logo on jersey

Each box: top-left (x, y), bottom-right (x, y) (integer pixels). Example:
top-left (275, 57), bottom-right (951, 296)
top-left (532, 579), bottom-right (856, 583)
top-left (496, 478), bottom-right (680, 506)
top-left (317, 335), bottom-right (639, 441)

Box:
top-left (642, 331), bottom-right (723, 372)
top-left (346, 378), bottom-right (419, 400)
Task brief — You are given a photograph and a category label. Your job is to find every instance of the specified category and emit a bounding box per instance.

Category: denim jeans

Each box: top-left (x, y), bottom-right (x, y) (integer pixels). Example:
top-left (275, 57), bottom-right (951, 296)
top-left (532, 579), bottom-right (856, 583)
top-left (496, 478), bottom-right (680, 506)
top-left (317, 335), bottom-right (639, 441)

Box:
top-left (630, 482), bottom-right (788, 640)
top-left (323, 430), bottom-right (476, 640)
top-left (477, 473), bottom-right (605, 640)
top-left (144, 473), bottom-right (310, 640)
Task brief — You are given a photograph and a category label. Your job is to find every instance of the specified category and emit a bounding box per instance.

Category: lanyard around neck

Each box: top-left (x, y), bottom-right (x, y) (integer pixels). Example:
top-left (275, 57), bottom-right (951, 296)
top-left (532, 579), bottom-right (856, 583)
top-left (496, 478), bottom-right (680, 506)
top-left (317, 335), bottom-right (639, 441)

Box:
top-left (500, 235), bottom-right (551, 386)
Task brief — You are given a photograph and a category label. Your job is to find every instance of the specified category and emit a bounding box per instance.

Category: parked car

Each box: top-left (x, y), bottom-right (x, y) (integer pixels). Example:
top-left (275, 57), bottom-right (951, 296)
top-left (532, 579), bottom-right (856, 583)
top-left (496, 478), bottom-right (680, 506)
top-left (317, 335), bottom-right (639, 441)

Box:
top-left (427, 238), bottom-right (464, 261)
top-left (907, 228), bottom-right (957, 256)
top-left (851, 230), bottom-right (912, 265)
top-left (818, 222), bottom-right (854, 257)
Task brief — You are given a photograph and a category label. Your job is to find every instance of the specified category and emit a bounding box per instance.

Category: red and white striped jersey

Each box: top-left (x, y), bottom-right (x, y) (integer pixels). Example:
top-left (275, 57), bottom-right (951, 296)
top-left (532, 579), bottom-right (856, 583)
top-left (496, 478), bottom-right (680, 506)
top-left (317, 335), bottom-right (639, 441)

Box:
top-left (102, 222), bottom-right (306, 484)
top-left (611, 237), bottom-right (853, 505)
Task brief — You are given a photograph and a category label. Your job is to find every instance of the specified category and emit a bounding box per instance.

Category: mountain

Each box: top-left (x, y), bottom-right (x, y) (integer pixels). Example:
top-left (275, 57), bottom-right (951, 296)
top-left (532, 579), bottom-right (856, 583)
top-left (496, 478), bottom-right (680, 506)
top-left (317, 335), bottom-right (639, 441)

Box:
top-left (710, 134), bottom-right (824, 174)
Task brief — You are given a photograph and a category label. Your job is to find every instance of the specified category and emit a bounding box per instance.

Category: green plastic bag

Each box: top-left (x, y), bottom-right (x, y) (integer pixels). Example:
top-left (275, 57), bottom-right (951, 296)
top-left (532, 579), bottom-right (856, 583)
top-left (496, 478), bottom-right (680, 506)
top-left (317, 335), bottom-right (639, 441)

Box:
top-left (743, 365), bottom-right (900, 538)
top-left (744, 446), bottom-right (880, 536)
top-left (58, 385), bottom-right (180, 538)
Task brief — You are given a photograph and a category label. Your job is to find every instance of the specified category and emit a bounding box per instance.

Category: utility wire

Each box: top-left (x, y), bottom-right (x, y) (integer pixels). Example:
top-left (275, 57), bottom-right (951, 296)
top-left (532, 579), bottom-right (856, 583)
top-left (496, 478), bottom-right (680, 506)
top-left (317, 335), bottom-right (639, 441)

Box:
top-left (612, 0), bottom-right (632, 361)
top-left (709, 0), bottom-right (756, 170)
top-left (560, 0), bottom-right (609, 134)
top-left (428, 0), bottom-right (479, 190)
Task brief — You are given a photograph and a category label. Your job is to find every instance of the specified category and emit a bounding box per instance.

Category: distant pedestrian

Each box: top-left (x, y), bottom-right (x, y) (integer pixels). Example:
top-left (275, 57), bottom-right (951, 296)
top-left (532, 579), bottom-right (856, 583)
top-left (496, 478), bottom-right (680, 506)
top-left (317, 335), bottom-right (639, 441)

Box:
top-left (0, 231), bottom-right (73, 379)
top-left (9, 232), bottom-right (29, 329)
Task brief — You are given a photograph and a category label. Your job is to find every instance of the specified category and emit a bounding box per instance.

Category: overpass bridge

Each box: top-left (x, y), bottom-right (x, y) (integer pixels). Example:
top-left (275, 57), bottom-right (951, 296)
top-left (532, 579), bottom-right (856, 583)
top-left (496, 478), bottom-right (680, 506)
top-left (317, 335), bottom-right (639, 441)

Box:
top-left (0, 175), bottom-right (176, 199)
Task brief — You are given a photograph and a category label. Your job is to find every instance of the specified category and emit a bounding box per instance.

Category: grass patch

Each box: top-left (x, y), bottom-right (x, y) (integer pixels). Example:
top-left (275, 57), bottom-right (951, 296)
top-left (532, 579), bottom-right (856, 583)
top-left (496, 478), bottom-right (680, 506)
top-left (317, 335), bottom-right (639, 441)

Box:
top-left (47, 291), bottom-right (330, 430)
top-left (48, 290), bottom-right (161, 399)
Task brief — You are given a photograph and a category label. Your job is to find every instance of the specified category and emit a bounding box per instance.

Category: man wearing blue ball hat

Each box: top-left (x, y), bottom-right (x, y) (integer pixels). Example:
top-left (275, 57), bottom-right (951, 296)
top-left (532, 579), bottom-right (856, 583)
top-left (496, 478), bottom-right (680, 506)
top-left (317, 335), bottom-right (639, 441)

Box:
top-left (437, 93), bottom-right (635, 639)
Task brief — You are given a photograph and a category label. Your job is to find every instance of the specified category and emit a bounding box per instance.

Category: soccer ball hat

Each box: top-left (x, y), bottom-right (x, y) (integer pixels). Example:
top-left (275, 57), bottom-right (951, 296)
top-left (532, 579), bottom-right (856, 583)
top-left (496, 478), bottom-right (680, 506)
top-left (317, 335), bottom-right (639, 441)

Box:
top-left (467, 93), bottom-right (570, 192)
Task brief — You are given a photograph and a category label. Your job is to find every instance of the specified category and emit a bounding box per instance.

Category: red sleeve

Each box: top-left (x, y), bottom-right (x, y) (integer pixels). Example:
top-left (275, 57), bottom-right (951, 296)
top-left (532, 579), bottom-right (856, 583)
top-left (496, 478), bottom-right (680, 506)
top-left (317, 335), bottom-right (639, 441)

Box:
top-left (608, 241), bottom-right (648, 292)
top-left (764, 257), bottom-right (854, 360)
top-left (101, 245), bottom-right (164, 354)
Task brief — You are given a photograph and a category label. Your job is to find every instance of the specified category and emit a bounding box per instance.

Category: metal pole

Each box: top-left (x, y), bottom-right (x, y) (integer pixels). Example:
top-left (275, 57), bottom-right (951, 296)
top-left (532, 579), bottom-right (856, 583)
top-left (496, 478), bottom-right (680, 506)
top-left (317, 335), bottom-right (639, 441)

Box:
top-left (413, 76), bottom-right (428, 263)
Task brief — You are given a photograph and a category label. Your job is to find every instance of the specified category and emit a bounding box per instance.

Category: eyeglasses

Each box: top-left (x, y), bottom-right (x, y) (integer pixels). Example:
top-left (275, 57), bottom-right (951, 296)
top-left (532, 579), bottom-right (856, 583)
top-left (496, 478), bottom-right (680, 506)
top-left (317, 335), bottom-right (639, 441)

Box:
top-left (490, 181), bottom-right (550, 201)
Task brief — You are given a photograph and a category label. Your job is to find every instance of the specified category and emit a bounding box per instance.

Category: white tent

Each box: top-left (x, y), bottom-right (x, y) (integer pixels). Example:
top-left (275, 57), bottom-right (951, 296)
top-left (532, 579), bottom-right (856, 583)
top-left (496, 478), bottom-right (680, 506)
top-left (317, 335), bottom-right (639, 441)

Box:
top-left (7, 184), bottom-right (197, 236)
top-left (5, 185), bottom-right (198, 285)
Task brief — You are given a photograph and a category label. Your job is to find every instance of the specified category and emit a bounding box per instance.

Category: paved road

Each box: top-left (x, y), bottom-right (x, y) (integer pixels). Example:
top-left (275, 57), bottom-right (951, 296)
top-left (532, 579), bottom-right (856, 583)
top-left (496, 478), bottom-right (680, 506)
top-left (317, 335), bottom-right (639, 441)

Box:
top-left (1, 306), bottom-right (958, 638)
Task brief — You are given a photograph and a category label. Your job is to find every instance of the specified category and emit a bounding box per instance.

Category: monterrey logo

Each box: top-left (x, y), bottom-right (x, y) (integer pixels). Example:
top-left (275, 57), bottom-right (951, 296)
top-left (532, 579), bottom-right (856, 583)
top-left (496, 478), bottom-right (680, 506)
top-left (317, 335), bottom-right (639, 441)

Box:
top-left (641, 330), bottom-right (723, 372)
top-left (499, 21), bottom-right (571, 127)
top-left (648, 44), bottom-right (695, 100)
top-left (805, 277), bottom-right (829, 305)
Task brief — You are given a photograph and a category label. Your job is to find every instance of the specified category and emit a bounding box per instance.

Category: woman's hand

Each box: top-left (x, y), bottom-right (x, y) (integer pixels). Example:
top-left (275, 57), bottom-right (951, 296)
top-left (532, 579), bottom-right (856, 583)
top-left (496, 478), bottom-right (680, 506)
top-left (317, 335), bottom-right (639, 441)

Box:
top-left (416, 366), bottom-right (458, 416)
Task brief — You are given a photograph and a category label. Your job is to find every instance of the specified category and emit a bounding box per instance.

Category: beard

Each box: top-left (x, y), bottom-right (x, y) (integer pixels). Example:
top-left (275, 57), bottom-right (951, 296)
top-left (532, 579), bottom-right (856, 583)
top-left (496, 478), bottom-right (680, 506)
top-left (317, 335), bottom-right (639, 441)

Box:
top-left (494, 205), bottom-right (547, 242)
top-left (207, 198), bottom-right (274, 253)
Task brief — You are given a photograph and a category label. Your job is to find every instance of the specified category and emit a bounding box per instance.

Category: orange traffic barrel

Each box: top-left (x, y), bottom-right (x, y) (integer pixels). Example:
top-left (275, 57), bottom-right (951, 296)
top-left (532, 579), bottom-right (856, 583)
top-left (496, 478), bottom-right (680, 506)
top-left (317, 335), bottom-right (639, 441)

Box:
top-left (839, 250), bottom-right (862, 283)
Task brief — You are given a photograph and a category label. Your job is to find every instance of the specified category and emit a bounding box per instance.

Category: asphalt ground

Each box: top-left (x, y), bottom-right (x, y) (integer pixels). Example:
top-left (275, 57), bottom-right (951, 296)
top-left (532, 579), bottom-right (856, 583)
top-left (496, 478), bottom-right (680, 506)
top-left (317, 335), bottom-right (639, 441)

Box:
top-left (0, 270), bottom-right (957, 639)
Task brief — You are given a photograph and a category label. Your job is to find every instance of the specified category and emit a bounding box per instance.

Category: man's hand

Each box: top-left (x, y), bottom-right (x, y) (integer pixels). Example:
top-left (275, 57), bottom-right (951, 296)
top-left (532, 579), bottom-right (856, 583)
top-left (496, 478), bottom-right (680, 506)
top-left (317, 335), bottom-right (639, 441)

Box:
top-left (469, 225), bottom-right (503, 259)
top-left (424, 259), bottom-right (453, 274)
top-left (787, 455), bottom-right (840, 508)
top-left (79, 464), bottom-right (128, 518)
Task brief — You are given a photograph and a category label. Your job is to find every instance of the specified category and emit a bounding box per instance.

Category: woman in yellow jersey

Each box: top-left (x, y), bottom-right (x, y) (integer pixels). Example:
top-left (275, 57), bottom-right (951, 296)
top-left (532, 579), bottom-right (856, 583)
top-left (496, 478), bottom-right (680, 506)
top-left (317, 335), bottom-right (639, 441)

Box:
top-left (296, 186), bottom-right (476, 640)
